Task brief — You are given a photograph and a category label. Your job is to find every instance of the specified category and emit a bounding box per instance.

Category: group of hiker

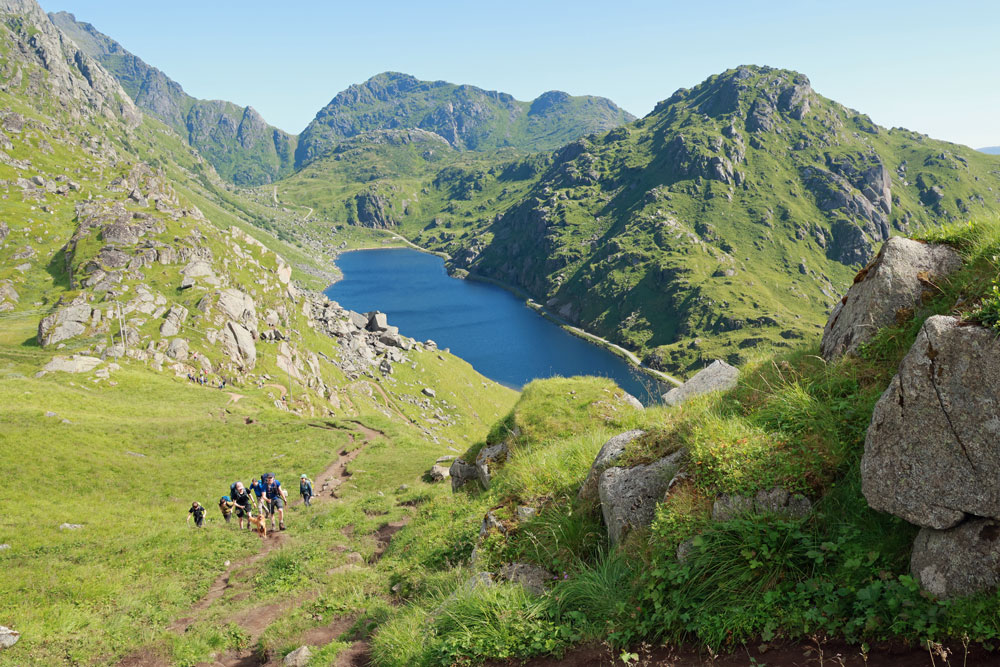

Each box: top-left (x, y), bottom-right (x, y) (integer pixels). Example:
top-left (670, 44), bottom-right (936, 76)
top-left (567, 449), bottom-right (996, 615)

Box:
top-left (187, 473), bottom-right (315, 530)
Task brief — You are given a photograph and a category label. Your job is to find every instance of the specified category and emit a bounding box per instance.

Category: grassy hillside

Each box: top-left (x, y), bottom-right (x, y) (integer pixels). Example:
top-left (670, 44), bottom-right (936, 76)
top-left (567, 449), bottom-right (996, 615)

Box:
top-left (360, 215), bottom-right (1000, 666)
top-left (0, 5), bottom-right (519, 664)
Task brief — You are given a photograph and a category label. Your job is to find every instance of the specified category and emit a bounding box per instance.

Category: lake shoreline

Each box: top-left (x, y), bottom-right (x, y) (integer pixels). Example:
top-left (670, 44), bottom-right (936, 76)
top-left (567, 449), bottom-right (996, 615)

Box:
top-left (329, 241), bottom-right (682, 395)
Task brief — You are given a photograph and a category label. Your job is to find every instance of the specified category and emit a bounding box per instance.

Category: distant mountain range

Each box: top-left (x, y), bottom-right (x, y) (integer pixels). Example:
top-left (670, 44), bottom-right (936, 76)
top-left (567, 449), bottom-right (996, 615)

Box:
top-left (295, 72), bottom-right (635, 167)
top-left (50, 12), bottom-right (635, 186)
top-left (979, 146), bottom-right (1000, 154)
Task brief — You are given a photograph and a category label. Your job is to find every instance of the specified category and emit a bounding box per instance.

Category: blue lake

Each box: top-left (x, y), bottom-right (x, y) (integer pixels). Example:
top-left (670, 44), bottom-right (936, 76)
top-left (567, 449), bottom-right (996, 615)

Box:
top-left (324, 248), bottom-right (665, 403)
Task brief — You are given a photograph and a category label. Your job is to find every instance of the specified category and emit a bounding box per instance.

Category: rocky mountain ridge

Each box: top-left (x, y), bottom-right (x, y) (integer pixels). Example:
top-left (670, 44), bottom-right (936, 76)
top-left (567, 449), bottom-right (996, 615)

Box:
top-left (295, 71), bottom-right (635, 167)
top-left (47, 11), bottom-right (298, 186)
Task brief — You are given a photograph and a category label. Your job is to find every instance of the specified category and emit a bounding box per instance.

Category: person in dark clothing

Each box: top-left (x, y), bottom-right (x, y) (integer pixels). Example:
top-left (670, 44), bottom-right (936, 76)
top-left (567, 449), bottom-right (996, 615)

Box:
top-left (299, 474), bottom-right (314, 506)
top-left (231, 481), bottom-right (253, 530)
top-left (187, 501), bottom-right (206, 527)
top-left (263, 473), bottom-right (287, 531)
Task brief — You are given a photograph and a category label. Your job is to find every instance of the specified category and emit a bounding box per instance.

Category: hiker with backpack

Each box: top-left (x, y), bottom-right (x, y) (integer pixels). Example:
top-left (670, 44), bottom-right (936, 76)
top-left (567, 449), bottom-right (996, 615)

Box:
top-left (263, 473), bottom-right (288, 531)
top-left (218, 496), bottom-right (236, 523)
top-left (187, 501), bottom-right (206, 528)
top-left (230, 481), bottom-right (254, 530)
top-left (299, 474), bottom-right (314, 506)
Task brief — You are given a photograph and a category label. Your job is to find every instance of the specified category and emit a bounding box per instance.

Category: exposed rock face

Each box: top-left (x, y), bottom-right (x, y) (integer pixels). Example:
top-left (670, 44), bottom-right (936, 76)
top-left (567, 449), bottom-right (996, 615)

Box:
top-left (222, 321), bottom-right (256, 368)
top-left (217, 289), bottom-right (257, 334)
top-left (911, 519), bottom-right (1000, 599)
top-left (0, 280), bottom-right (19, 312)
top-left (37, 301), bottom-right (92, 347)
top-left (598, 448), bottom-right (686, 543)
top-left (821, 238), bottom-right (963, 360)
top-left (48, 11), bottom-right (296, 186)
top-left (662, 359), bottom-right (738, 406)
top-left (578, 429), bottom-right (645, 501)
top-left (159, 304), bottom-right (188, 337)
top-left (0, 0), bottom-right (140, 128)
top-left (474, 441), bottom-right (508, 490)
top-left (354, 190), bottom-right (395, 229)
top-left (862, 316), bottom-right (1000, 530)
top-left (42, 355), bottom-right (101, 373)
top-left (449, 458), bottom-right (479, 492)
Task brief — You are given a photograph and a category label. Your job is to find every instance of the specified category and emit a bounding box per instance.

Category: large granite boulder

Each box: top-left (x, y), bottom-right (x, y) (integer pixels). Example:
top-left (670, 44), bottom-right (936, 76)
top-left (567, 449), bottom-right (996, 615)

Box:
top-left (217, 288), bottom-right (257, 332)
top-left (662, 360), bottom-right (738, 406)
top-left (599, 448), bottom-right (686, 543)
top-left (862, 316), bottom-right (1000, 529)
top-left (578, 430), bottom-right (645, 501)
top-left (911, 518), bottom-right (1000, 599)
top-left (222, 321), bottom-right (256, 368)
top-left (820, 237), bottom-right (962, 360)
top-left (37, 302), bottom-right (92, 347)
top-left (159, 304), bottom-right (188, 337)
top-left (42, 355), bottom-right (101, 373)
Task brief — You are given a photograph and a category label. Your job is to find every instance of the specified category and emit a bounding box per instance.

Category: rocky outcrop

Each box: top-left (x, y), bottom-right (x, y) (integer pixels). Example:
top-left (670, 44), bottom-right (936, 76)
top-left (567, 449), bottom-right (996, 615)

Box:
top-left (474, 442), bottom-right (508, 490)
top-left (862, 316), bottom-right (1000, 530)
top-left (42, 355), bottom-right (101, 373)
top-left (662, 359), bottom-right (738, 406)
top-left (353, 190), bottom-right (395, 229)
top-left (598, 448), bottom-right (686, 543)
top-left (449, 458), bottom-right (479, 492)
top-left (712, 487), bottom-right (812, 521)
top-left (159, 304), bottom-right (188, 337)
top-left (821, 238), bottom-right (963, 360)
top-left (911, 519), bottom-right (1000, 599)
top-left (217, 289), bottom-right (258, 334)
top-left (222, 321), bottom-right (256, 368)
top-left (37, 300), bottom-right (92, 347)
top-left (0, 280), bottom-right (19, 312)
top-left (0, 0), bottom-right (140, 128)
top-left (578, 429), bottom-right (645, 501)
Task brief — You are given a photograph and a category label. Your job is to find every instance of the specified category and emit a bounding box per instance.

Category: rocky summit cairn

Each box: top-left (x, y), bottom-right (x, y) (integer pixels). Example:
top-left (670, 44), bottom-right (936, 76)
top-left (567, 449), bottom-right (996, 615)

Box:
top-left (662, 359), bottom-right (738, 406)
top-left (820, 237), bottom-right (962, 361)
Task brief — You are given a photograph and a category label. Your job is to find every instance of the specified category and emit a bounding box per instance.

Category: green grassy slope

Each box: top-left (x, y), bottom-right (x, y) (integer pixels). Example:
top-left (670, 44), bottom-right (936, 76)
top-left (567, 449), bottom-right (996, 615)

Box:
top-left (0, 5), bottom-right (519, 664)
top-left (362, 215), bottom-right (1000, 666)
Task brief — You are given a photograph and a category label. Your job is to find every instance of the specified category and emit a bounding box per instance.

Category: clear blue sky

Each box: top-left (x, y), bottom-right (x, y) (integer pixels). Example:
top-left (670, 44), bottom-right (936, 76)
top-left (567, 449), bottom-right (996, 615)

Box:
top-left (38, 0), bottom-right (1000, 148)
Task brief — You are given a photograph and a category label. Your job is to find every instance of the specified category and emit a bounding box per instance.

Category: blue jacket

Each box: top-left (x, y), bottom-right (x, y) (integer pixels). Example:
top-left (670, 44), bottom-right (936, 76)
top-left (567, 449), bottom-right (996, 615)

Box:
top-left (264, 479), bottom-right (282, 499)
top-left (249, 480), bottom-right (265, 498)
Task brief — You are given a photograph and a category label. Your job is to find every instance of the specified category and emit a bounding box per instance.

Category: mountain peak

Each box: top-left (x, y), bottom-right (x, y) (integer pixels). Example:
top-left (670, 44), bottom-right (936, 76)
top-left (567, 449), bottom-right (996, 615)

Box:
top-left (297, 74), bottom-right (634, 166)
top-left (651, 64), bottom-right (813, 123)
